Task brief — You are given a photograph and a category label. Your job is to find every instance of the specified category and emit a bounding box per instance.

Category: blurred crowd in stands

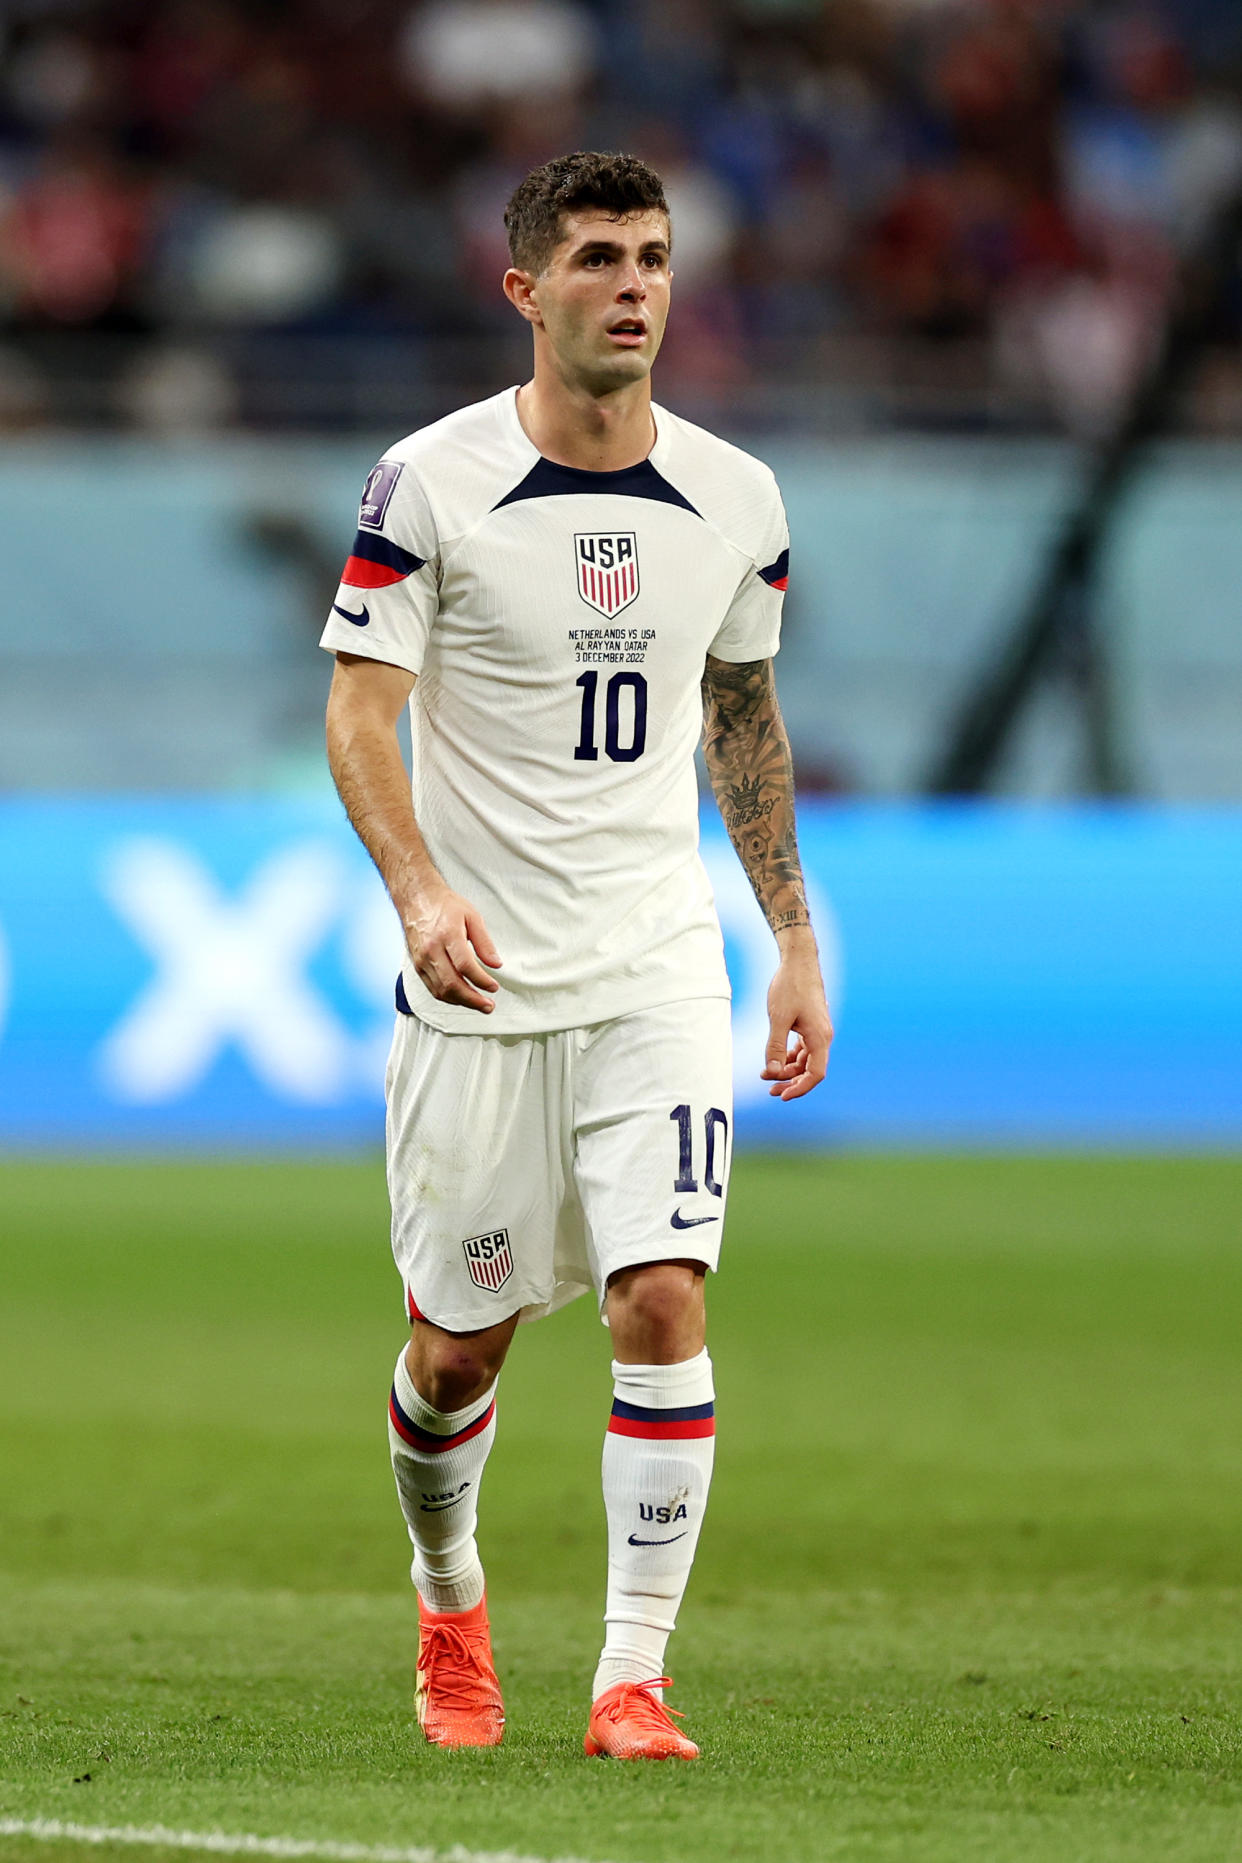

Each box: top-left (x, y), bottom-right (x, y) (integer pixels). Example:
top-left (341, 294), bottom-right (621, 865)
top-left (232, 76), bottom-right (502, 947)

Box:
top-left (1, 0), bottom-right (1241, 432)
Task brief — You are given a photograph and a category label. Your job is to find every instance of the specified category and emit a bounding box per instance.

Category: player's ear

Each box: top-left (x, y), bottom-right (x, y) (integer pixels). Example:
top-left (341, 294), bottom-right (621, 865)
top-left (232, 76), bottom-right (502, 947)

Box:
top-left (503, 267), bottom-right (542, 325)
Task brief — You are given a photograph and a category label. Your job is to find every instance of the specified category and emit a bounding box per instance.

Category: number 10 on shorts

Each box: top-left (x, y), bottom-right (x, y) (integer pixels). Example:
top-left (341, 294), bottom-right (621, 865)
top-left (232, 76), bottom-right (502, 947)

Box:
top-left (670, 1104), bottom-right (728, 1198)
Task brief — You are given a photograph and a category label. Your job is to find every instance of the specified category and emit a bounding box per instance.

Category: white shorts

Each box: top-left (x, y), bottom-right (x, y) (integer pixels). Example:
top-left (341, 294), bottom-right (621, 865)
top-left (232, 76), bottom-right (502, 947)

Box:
top-left (385, 997), bottom-right (733, 1332)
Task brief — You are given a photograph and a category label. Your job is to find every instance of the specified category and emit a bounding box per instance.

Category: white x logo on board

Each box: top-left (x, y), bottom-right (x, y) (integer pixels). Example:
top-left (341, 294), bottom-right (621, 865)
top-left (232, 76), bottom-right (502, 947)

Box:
top-left (97, 837), bottom-right (354, 1104)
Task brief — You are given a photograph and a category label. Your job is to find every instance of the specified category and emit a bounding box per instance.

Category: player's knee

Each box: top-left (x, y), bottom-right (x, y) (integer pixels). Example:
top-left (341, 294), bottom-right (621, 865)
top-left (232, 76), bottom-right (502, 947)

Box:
top-left (404, 1333), bottom-right (502, 1412)
top-left (607, 1261), bottom-right (705, 1361)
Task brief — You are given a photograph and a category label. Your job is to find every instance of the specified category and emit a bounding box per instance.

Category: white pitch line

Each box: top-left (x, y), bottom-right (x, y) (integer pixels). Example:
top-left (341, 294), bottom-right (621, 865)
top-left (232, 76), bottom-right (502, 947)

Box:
top-left (0, 1820), bottom-right (628, 1863)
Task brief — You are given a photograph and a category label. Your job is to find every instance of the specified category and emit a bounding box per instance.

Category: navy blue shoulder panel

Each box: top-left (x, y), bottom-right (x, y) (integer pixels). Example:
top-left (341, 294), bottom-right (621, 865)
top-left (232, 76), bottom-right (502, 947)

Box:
top-left (758, 546), bottom-right (789, 589)
top-left (492, 455), bottom-right (700, 517)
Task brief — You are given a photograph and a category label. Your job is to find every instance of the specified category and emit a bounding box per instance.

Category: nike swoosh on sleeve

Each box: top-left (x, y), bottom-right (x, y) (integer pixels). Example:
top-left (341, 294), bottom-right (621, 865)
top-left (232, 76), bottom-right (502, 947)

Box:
top-left (332, 601), bottom-right (370, 626)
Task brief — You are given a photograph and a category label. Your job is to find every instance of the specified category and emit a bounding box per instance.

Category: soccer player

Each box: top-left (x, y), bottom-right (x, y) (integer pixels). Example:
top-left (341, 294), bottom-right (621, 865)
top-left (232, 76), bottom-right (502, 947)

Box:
top-left (322, 151), bottom-right (832, 1761)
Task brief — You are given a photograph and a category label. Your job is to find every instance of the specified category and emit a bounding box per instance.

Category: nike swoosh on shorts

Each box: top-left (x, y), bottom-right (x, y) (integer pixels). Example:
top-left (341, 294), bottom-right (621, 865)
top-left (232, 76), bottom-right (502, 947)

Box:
top-left (670, 1210), bottom-right (720, 1230)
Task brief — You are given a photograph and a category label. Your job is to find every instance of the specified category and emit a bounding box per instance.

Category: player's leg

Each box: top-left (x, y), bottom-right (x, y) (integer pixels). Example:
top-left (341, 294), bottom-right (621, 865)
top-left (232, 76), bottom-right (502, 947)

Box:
top-left (390, 1306), bottom-right (519, 1616)
top-left (388, 1305), bottom-right (517, 1749)
top-left (384, 1010), bottom-right (566, 1747)
top-left (572, 1000), bottom-right (732, 1760)
top-left (598, 1259), bottom-right (712, 1700)
top-left (583, 1260), bottom-right (714, 1759)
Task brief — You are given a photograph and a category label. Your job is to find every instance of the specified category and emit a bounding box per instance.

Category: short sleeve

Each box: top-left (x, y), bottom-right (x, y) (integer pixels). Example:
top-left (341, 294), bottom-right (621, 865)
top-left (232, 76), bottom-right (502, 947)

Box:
top-left (706, 477), bottom-right (789, 664)
top-left (318, 458), bottom-right (439, 674)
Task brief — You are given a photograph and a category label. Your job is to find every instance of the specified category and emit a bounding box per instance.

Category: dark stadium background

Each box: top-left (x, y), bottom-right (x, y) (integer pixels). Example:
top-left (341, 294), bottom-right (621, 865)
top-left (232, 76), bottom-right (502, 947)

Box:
top-left (2, 8), bottom-right (1241, 1862)
top-left (1, 0), bottom-right (1241, 1144)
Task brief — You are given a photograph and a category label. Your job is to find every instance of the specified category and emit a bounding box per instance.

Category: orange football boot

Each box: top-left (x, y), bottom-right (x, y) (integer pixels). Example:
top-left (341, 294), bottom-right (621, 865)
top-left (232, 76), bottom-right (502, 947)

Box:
top-left (415, 1594), bottom-right (505, 1747)
top-left (584, 1677), bottom-right (699, 1760)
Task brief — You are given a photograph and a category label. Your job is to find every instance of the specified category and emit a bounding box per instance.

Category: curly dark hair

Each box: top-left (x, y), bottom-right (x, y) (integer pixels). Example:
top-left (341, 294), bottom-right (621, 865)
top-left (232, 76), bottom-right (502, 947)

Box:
top-left (504, 151), bottom-right (669, 275)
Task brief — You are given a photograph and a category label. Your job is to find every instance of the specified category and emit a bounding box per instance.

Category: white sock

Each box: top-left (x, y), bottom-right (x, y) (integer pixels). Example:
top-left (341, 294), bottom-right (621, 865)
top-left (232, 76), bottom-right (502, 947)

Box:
top-left (387, 1349), bottom-right (496, 1614)
top-left (592, 1349), bottom-right (716, 1701)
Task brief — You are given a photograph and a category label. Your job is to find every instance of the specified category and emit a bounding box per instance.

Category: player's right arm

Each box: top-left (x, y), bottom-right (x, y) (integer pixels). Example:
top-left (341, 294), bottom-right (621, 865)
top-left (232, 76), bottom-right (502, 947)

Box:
top-left (325, 651), bottom-right (502, 1013)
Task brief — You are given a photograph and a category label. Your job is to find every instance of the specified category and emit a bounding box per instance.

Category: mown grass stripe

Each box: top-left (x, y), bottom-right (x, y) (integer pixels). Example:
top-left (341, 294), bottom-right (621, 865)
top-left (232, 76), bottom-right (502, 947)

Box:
top-left (0, 1821), bottom-right (626, 1863)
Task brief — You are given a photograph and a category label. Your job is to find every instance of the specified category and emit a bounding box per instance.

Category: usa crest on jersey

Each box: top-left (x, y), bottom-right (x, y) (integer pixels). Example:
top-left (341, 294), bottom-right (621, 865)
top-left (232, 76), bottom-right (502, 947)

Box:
top-left (462, 1228), bottom-right (514, 1293)
top-left (575, 532), bottom-right (639, 619)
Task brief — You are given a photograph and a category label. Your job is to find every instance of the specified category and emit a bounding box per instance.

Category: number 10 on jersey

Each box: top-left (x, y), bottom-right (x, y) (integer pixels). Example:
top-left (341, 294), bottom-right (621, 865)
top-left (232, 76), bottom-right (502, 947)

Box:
top-left (574, 670), bottom-right (648, 763)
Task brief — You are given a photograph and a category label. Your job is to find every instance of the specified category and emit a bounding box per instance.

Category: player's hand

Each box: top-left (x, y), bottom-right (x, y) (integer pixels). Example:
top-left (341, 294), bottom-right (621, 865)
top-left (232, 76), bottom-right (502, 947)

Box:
top-left (761, 940), bottom-right (833, 1100)
top-left (405, 886), bottom-right (503, 1013)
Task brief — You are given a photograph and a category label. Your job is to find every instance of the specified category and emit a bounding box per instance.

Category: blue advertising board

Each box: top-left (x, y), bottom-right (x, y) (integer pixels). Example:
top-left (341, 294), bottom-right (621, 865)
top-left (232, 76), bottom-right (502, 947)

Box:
top-left (0, 798), bottom-right (1238, 1149)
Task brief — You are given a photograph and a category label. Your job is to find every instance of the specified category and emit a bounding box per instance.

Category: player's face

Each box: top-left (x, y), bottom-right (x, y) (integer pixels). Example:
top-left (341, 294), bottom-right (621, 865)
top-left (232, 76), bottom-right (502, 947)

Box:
top-left (529, 210), bottom-right (672, 394)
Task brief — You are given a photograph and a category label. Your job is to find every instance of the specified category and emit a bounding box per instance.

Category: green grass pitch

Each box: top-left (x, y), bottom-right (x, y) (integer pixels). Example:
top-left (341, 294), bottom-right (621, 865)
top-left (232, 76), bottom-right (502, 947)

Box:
top-left (1, 1154), bottom-right (1240, 1863)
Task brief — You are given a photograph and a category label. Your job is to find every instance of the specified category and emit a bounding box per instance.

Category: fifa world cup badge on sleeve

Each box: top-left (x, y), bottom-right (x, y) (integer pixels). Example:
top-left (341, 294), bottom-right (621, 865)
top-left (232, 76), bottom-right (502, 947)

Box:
top-left (359, 460), bottom-right (404, 530)
top-left (462, 1229), bottom-right (514, 1293)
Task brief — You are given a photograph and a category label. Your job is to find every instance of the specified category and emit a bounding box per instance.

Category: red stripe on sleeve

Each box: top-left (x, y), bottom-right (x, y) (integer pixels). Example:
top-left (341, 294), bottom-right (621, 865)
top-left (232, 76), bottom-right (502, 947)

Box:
top-left (342, 556), bottom-right (410, 589)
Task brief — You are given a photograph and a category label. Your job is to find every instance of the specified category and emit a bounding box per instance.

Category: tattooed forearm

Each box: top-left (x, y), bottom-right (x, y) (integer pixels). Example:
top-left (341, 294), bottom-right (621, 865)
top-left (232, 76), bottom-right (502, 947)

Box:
top-left (701, 654), bottom-right (811, 935)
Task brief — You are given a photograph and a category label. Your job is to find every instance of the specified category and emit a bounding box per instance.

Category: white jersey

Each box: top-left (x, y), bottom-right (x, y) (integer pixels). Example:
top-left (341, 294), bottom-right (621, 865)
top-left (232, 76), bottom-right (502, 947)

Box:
top-left (320, 386), bottom-right (789, 1035)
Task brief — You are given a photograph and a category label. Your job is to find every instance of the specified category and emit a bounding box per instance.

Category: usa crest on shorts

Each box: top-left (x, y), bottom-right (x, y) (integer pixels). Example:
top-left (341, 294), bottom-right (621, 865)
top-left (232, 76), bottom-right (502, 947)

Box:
top-left (462, 1228), bottom-right (514, 1293)
top-left (575, 533), bottom-right (639, 619)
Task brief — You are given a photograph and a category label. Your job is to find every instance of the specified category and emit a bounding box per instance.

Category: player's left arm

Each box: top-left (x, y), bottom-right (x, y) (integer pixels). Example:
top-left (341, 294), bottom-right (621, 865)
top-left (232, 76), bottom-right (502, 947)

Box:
top-left (701, 653), bottom-right (833, 1100)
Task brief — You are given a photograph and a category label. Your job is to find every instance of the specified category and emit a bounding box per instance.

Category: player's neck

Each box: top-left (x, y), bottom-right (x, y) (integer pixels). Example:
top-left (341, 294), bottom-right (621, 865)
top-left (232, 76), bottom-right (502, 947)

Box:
top-left (516, 375), bottom-right (655, 474)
